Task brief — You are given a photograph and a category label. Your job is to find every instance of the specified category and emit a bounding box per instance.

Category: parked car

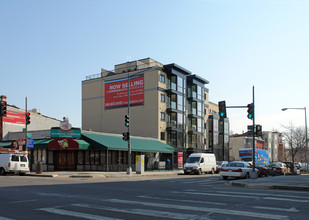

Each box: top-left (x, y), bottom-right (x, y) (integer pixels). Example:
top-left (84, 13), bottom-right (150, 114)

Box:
top-left (283, 161), bottom-right (299, 174)
top-left (216, 161), bottom-right (228, 173)
top-left (0, 153), bottom-right (30, 175)
top-left (294, 162), bottom-right (301, 169)
top-left (183, 153), bottom-right (216, 175)
top-left (220, 161), bottom-right (258, 180)
top-left (255, 163), bottom-right (272, 177)
top-left (269, 162), bottom-right (288, 175)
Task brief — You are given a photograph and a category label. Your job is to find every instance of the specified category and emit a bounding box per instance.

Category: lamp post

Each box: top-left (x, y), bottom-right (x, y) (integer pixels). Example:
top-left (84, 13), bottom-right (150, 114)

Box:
top-left (282, 107), bottom-right (308, 165)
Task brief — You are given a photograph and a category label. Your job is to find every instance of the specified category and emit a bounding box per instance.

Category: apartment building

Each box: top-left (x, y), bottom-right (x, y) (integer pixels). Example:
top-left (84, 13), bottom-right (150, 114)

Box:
top-left (82, 58), bottom-right (225, 160)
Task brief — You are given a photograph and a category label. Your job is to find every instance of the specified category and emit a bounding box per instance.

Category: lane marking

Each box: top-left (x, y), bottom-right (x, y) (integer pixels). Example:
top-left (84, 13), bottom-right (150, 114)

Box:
top-left (103, 199), bottom-right (289, 220)
top-left (72, 203), bottom-right (208, 220)
top-left (38, 207), bottom-right (121, 220)
top-left (263, 197), bottom-right (309, 203)
top-left (0, 217), bottom-right (15, 220)
top-left (9, 199), bottom-right (39, 204)
top-left (173, 191), bottom-right (257, 199)
top-left (253, 206), bottom-right (298, 213)
top-left (137, 195), bottom-right (227, 206)
top-left (212, 190), bottom-right (309, 199)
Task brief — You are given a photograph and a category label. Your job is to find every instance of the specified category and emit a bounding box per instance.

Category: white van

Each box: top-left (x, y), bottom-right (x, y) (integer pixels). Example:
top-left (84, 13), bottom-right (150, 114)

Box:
top-left (183, 153), bottom-right (216, 175)
top-left (0, 154), bottom-right (30, 176)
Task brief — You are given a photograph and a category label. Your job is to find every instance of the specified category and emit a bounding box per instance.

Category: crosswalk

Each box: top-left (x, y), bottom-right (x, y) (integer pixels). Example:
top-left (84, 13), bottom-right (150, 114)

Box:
top-left (36, 196), bottom-right (291, 220)
top-left (2, 177), bottom-right (307, 220)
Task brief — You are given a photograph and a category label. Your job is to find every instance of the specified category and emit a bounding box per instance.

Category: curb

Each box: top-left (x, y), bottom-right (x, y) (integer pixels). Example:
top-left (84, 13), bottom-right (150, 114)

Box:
top-left (230, 181), bottom-right (309, 191)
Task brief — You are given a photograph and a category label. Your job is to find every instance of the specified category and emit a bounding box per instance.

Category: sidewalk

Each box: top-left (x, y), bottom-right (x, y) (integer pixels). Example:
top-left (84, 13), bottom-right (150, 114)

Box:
top-left (25, 171), bottom-right (309, 191)
top-left (25, 170), bottom-right (183, 178)
top-left (229, 174), bottom-right (309, 191)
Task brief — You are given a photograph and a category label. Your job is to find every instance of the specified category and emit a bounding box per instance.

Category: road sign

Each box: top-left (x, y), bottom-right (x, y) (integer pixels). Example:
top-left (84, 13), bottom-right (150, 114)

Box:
top-left (27, 139), bottom-right (34, 148)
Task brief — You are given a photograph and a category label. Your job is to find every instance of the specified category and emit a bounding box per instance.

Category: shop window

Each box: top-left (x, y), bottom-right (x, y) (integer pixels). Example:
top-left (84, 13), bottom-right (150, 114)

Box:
top-left (78, 151), bottom-right (84, 165)
top-left (48, 150), bottom-right (53, 164)
top-left (100, 151), bottom-right (106, 164)
top-left (85, 151), bottom-right (90, 164)
top-left (42, 149), bottom-right (47, 163)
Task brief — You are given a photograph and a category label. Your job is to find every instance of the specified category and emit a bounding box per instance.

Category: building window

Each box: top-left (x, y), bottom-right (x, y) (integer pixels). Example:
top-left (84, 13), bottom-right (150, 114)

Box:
top-left (160, 94), bottom-right (165, 102)
top-left (161, 112), bottom-right (165, 121)
top-left (160, 74), bottom-right (165, 83)
top-left (161, 132), bottom-right (165, 140)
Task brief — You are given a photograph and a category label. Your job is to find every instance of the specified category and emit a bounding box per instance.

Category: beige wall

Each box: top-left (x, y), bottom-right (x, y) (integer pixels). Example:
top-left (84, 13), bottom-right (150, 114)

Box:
top-left (82, 68), bottom-right (165, 139)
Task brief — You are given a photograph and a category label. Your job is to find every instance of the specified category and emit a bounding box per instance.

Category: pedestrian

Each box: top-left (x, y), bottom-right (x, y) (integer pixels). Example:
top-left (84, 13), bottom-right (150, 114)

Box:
top-left (166, 158), bottom-right (171, 170)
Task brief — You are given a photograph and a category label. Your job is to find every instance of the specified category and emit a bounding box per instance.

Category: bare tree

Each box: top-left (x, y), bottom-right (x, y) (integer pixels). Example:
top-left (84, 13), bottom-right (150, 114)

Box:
top-left (282, 123), bottom-right (307, 174)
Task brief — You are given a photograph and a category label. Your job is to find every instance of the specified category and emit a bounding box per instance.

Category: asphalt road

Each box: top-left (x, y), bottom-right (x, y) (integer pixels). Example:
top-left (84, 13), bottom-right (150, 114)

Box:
top-left (0, 174), bottom-right (308, 220)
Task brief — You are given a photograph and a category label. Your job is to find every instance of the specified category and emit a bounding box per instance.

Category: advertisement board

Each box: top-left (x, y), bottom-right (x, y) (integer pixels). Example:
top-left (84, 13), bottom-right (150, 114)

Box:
top-left (178, 152), bottom-right (183, 169)
top-left (104, 75), bottom-right (144, 109)
top-left (3, 110), bottom-right (25, 125)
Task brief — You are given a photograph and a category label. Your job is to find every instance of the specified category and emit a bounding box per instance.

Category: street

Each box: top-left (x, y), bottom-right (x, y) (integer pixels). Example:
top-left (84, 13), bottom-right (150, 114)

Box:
top-left (0, 174), bottom-right (309, 219)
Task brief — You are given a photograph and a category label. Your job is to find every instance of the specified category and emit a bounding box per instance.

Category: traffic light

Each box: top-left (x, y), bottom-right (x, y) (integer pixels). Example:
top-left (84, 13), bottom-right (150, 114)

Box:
top-left (247, 103), bottom-right (254, 119)
top-left (125, 114), bottom-right (129, 127)
top-left (122, 132), bottom-right (130, 141)
top-left (0, 101), bottom-right (7, 117)
top-left (26, 112), bottom-right (31, 125)
top-left (256, 125), bottom-right (262, 136)
top-left (218, 101), bottom-right (227, 119)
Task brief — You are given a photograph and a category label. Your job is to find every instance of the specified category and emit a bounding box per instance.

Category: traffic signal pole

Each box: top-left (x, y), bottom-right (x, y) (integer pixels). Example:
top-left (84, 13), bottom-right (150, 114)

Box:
top-left (252, 86), bottom-right (257, 178)
top-left (127, 67), bottom-right (132, 175)
top-left (25, 97), bottom-right (28, 151)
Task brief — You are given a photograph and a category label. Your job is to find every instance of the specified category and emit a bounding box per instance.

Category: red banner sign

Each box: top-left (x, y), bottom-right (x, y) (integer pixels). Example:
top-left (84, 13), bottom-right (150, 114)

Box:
top-left (3, 110), bottom-right (25, 125)
top-left (48, 138), bottom-right (79, 149)
top-left (104, 75), bottom-right (144, 109)
top-left (178, 152), bottom-right (183, 169)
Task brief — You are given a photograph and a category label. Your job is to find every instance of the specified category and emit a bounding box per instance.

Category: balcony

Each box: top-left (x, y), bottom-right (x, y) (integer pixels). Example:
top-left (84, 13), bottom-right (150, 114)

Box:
top-left (188, 108), bottom-right (197, 118)
top-left (167, 121), bottom-right (185, 131)
top-left (166, 83), bottom-right (177, 95)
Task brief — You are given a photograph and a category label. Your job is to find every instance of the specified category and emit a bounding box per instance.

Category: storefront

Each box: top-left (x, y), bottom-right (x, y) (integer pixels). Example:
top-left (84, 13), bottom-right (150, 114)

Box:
top-left (28, 130), bottom-right (174, 172)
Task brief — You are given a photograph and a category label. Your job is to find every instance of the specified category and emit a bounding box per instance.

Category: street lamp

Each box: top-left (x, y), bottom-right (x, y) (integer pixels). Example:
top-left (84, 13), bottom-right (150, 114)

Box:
top-left (282, 107), bottom-right (308, 166)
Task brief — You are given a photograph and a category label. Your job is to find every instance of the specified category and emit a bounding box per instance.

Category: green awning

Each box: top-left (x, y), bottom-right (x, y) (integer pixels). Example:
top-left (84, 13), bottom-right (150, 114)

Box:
top-left (33, 139), bottom-right (52, 149)
top-left (76, 139), bottom-right (90, 149)
top-left (0, 141), bottom-right (12, 147)
top-left (82, 131), bottom-right (174, 153)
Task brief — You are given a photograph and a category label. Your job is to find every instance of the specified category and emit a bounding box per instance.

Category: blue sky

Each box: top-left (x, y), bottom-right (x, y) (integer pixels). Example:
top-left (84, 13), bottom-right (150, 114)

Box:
top-left (1, 0), bottom-right (308, 134)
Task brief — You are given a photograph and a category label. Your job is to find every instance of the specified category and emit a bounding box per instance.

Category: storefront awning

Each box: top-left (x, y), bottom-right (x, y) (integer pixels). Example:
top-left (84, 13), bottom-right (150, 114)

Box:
top-left (82, 131), bottom-right (174, 153)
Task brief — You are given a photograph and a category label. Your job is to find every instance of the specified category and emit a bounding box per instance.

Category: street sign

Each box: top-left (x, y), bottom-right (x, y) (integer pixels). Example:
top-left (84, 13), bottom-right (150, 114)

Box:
top-left (27, 139), bottom-right (34, 148)
top-left (50, 128), bottom-right (81, 138)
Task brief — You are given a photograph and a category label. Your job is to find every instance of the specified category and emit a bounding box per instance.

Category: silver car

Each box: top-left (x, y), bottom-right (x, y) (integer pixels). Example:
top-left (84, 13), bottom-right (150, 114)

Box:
top-left (220, 161), bottom-right (257, 180)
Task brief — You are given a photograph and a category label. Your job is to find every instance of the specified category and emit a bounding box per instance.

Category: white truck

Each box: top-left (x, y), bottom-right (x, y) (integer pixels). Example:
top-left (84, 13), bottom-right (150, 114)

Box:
top-left (0, 153), bottom-right (30, 176)
top-left (183, 153), bottom-right (216, 175)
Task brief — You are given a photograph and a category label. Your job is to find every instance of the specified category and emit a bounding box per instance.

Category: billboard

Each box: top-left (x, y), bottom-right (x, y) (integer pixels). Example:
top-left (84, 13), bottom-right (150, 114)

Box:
top-left (104, 75), bottom-right (144, 109)
top-left (3, 110), bottom-right (25, 125)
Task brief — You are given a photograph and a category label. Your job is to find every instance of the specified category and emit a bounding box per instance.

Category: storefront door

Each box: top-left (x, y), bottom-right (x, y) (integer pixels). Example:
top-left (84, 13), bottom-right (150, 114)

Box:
top-left (56, 150), bottom-right (76, 171)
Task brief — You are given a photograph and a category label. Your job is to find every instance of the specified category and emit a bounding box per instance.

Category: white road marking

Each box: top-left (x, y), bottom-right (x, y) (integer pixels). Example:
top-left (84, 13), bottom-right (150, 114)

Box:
top-left (103, 199), bottom-right (289, 220)
top-left (72, 203), bottom-right (209, 220)
top-left (137, 195), bottom-right (227, 206)
top-left (263, 197), bottom-right (309, 203)
top-left (0, 217), bottom-right (15, 220)
top-left (253, 206), bottom-right (299, 213)
top-left (174, 191), bottom-right (257, 199)
top-left (9, 199), bottom-right (39, 203)
top-left (214, 190), bottom-right (309, 199)
top-left (38, 207), bottom-right (122, 220)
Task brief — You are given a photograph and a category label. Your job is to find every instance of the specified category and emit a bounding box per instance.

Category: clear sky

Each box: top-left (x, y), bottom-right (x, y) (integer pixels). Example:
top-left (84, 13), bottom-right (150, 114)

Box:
top-left (1, 0), bottom-right (308, 134)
